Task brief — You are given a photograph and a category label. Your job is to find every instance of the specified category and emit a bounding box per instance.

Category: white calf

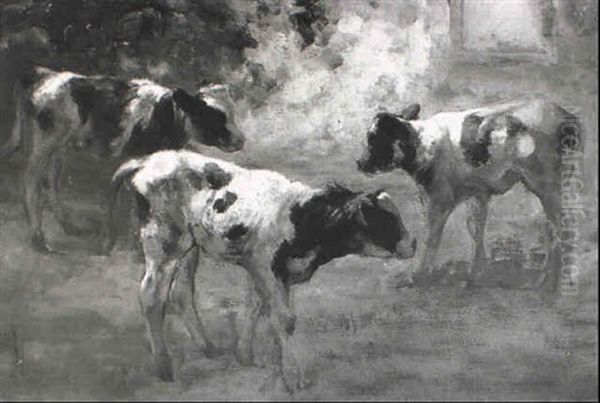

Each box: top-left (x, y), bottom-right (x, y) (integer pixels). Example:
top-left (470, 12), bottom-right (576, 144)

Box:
top-left (114, 150), bottom-right (416, 391)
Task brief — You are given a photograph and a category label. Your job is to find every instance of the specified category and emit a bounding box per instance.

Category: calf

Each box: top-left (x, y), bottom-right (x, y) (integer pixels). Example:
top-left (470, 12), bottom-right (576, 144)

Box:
top-left (357, 99), bottom-right (583, 293)
top-left (113, 150), bottom-right (416, 391)
top-left (1, 66), bottom-right (245, 253)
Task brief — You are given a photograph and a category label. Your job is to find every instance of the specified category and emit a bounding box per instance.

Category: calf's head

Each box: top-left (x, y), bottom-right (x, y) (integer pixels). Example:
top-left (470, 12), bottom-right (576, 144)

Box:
top-left (173, 84), bottom-right (245, 152)
top-left (312, 186), bottom-right (416, 260)
top-left (356, 104), bottom-right (421, 175)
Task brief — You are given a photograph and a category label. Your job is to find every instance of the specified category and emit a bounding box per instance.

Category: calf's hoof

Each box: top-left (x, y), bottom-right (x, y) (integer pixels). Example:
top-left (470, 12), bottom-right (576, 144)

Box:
top-left (259, 371), bottom-right (281, 394)
top-left (235, 347), bottom-right (255, 367)
top-left (156, 362), bottom-right (174, 382)
top-left (98, 236), bottom-right (116, 256)
top-left (154, 352), bottom-right (175, 382)
top-left (411, 270), bottom-right (432, 288)
top-left (393, 273), bottom-right (415, 288)
top-left (204, 343), bottom-right (225, 359)
top-left (464, 277), bottom-right (478, 289)
top-left (31, 233), bottom-right (54, 254)
top-left (60, 213), bottom-right (103, 237)
top-left (259, 371), bottom-right (306, 395)
top-left (132, 246), bottom-right (145, 263)
top-left (281, 354), bottom-right (308, 394)
top-left (282, 371), bottom-right (310, 394)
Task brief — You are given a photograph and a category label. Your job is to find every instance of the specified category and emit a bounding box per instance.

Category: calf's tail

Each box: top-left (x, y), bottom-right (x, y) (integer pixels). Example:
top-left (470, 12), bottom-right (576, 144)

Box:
top-left (112, 158), bottom-right (143, 190)
top-left (0, 67), bottom-right (48, 159)
top-left (103, 158), bottom-right (144, 254)
top-left (0, 82), bottom-right (27, 159)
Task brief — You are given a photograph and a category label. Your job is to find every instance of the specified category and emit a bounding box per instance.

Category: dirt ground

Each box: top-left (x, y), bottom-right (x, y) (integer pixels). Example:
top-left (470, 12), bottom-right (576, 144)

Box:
top-left (0, 60), bottom-right (598, 400)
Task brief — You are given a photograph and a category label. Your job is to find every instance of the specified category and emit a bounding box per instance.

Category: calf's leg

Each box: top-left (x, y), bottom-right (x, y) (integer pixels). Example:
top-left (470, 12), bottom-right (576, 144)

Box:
top-left (521, 172), bottom-right (563, 295)
top-left (103, 184), bottom-right (145, 258)
top-left (466, 195), bottom-right (490, 280)
top-left (45, 152), bottom-right (68, 229)
top-left (236, 272), bottom-right (264, 366)
top-left (1, 83), bottom-right (25, 158)
top-left (101, 178), bottom-right (121, 254)
top-left (416, 202), bottom-right (453, 283)
top-left (140, 258), bottom-right (181, 381)
top-left (139, 220), bottom-right (183, 381)
top-left (24, 138), bottom-right (56, 252)
top-left (171, 246), bottom-right (218, 358)
top-left (247, 257), bottom-right (302, 393)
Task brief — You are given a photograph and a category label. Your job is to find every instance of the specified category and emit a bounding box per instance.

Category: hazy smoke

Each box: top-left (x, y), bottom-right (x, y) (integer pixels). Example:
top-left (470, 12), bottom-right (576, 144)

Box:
top-left (234, 0), bottom-right (450, 159)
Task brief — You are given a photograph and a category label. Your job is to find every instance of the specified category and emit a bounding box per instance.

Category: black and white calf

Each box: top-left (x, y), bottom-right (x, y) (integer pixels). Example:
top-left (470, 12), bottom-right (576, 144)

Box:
top-left (1, 66), bottom-right (245, 252)
top-left (113, 150), bottom-right (416, 390)
top-left (357, 99), bottom-right (582, 293)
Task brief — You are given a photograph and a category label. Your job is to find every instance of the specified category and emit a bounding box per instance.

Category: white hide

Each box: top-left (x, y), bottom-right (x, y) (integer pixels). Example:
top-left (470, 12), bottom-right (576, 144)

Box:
top-left (190, 168), bottom-right (316, 242)
top-left (32, 71), bottom-right (82, 107)
top-left (393, 99), bottom-right (546, 167)
top-left (410, 111), bottom-right (473, 149)
top-left (406, 100), bottom-right (530, 150)
top-left (31, 71), bottom-right (83, 137)
top-left (131, 151), bottom-right (318, 256)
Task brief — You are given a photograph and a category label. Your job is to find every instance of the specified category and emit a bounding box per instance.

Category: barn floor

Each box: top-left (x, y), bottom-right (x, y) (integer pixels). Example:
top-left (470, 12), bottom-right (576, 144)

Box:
top-left (0, 59), bottom-right (598, 400)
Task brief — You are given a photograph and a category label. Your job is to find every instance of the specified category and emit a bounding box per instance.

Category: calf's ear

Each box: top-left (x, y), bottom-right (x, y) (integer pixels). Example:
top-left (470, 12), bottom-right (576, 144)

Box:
top-left (399, 103), bottom-right (420, 120)
top-left (355, 196), bottom-right (375, 228)
top-left (374, 191), bottom-right (399, 215)
top-left (356, 207), bottom-right (368, 227)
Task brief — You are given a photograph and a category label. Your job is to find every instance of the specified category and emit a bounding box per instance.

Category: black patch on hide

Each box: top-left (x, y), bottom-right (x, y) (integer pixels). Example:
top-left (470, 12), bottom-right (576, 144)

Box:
top-left (204, 163), bottom-right (232, 189)
top-left (213, 191), bottom-right (238, 213)
top-left (505, 115), bottom-right (528, 136)
top-left (225, 224), bottom-right (248, 240)
top-left (36, 108), bottom-right (54, 131)
top-left (134, 191), bottom-right (150, 225)
top-left (121, 94), bottom-right (187, 157)
top-left (172, 88), bottom-right (237, 150)
top-left (271, 184), bottom-right (408, 287)
top-left (460, 114), bottom-right (491, 167)
top-left (398, 103), bottom-right (420, 120)
top-left (69, 76), bottom-right (130, 155)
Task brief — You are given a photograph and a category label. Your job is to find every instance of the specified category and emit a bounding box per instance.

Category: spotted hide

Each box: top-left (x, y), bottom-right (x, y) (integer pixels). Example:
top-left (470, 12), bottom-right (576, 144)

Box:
top-left (357, 98), bottom-right (583, 294)
top-left (1, 66), bottom-right (245, 253)
top-left (112, 150), bottom-right (416, 391)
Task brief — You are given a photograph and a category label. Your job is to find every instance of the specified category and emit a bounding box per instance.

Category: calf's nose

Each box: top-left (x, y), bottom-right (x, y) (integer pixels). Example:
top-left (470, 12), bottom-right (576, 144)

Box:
top-left (395, 237), bottom-right (417, 259)
top-left (356, 159), bottom-right (374, 174)
top-left (232, 134), bottom-right (245, 150)
top-left (224, 125), bottom-right (245, 152)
